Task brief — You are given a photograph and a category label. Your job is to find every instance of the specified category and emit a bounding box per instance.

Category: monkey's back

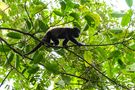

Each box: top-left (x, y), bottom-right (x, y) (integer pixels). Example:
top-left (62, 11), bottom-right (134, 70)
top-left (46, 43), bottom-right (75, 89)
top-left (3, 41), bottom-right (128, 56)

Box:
top-left (48, 27), bottom-right (72, 39)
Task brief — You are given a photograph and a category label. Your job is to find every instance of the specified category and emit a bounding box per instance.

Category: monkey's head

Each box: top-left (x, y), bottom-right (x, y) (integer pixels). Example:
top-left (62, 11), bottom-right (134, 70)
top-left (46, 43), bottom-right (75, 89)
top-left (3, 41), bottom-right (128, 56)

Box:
top-left (72, 27), bottom-right (80, 37)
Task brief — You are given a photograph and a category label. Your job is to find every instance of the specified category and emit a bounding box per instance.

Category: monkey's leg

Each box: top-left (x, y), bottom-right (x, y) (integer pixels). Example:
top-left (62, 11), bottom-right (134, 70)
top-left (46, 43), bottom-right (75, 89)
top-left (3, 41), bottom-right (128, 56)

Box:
top-left (63, 39), bottom-right (69, 46)
top-left (52, 38), bottom-right (59, 46)
top-left (69, 37), bottom-right (83, 46)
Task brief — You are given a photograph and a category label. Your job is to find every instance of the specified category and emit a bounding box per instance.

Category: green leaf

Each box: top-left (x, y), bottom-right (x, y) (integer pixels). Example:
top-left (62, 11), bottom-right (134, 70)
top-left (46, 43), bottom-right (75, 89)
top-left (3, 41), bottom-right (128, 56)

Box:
top-left (127, 63), bottom-right (135, 71)
top-left (4, 52), bottom-right (14, 65)
top-left (0, 15), bottom-right (2, 19)
top-left (73, 22), bottom-right (81, 29)
top-left (126, 0), bottom-right (133, 7)
top-left (53, 10), bottom-right (64, 16)
top-left (55, 48), bottom-right (65, 56)
top-left (38, 20), bottom-right (49, 32)
top-left (15, 55), bottom-right (20, 69)
top-left (129, 43), bottom-right (135, 50)
top-left (64, 0), bottom-right (75, 10)
top-left (60, 1), bottom-right (66, 11)
top-left (46, 62), bottom-right (59, 74)
top-left (109, 50), bottom-right (121, 59)
top-left (111, 12), bottom-right (124, 18)
top-left (32, 52), bottom-right (43, 64)
top-left (0, 44), bottom-right (10, 52)
top-left (27, 65), bottom-right (39, 74)
top-left (74, 3), bottom-right (80, 9)
top-left (110, 28), bottom-right (123, 34)
top-left (117, 59), bottom-right (125, 68)
top-left (84, 51), bottom-right (92, 67)
top-left (24, 19), bottom-right (31, 29)
top-left (83, 23), bottom-right (89, 31)
top-left (62, 76), bottom-right (71, 84)
top-left (7, 32), bottom-right (21, 39)
top-left (84, 14), bottom-right (95, 27)
top-left (70, 12), bottom-right (79, 20)
top-left (121, 9), bottom-right (133, 27)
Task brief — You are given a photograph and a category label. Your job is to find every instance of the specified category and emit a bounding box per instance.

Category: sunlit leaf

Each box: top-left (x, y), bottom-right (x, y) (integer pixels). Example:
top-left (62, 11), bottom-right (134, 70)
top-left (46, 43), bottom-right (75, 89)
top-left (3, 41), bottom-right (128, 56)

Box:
top-left (121, 9), bottom-right (133, 27)
top-left (84, 51), bottom-right (92, 67)
top-left (127, 63), bottom-right (135, 71)
top-left (111, 12), bottom-right (124, 18)
top-left (84, 13), bottom-right (101, 28)
top-left (53, 10), bottom-right (64, 16)
top-left (84, 14), bottom-right (95, 27)
top-left (129, 43), bottom-right (135, 50)
top-left (126, 0), bottom-right (133, 7)
top-left (0, 15), bottom-right (2, 19)
top-left (110, 28), bottom-right (123, 34)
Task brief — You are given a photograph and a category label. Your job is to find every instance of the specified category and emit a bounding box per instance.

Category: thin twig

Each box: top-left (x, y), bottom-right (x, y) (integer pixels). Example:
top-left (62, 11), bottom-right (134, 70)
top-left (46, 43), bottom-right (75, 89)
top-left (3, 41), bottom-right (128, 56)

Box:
top-left (24, 2), bottom-right (34, 28)
top-left (61, 72), bottom-right (88, 81)
top-left (0, 68), bottom-right (13, 87)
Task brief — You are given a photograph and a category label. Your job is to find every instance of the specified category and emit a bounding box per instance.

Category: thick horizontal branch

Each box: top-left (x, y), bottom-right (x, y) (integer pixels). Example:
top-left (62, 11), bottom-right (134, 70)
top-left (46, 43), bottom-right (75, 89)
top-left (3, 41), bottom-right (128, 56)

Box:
top-left (0, 27), bottom-right (41, 42)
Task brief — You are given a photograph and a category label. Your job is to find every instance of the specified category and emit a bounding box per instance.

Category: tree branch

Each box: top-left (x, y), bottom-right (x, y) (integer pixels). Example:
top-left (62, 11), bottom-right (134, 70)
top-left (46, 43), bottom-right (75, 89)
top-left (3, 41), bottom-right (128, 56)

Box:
top-left (61, 72), bottom-right (89, 81)
top-left (0, 27), bottom-right (41, 42)
top-left (0, 68), bottom-right (13, 87)
top-left (66, 48), bottom-right (129, 90)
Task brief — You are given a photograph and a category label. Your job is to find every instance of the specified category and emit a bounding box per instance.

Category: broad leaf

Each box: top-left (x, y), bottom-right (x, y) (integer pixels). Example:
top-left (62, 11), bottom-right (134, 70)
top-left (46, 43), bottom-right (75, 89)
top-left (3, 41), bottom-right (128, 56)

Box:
top-left (60, 1), bottom-right (66, 11)
top-left (53, 10), bottom-right (64, 16)
top-left (15, 55), bottom-right (20, 69)
top-left (84, 51), bottom-right (92, 67)
top-left (38, 20), bottom-right (49, 32)
top-left (0, 44), bottom-right (10, 52)
top-left (121, 9), bottom-right (133, 27)
top-left (32, 52), bottom-right (43, 64)
top-left (24, 19), bottom-right (31, 29)
top-left (110, 28), bottom-right (123, 34)
top-left (84, 14), bottom-right (95, 27)
top-left (7, 32), bottom-right (21, 39)
top-left (111, 12), bottom-right (124, 18)
top-left (126, 0), bottom-right (133, 7)
top-left (70, 12), bottom-right (79, 20)
top-left (46, 62), bottom-right (59, 74)
top-left (27, 65), bottom-right (39, 74)
top-left (4, 52), bottom-right (14, 65)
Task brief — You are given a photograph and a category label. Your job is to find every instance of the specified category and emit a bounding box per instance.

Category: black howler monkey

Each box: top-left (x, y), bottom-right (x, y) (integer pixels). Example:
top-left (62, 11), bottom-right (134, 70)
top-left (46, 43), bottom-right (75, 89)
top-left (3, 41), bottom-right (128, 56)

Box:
top-left (25, 27), bottom-right (83, 55)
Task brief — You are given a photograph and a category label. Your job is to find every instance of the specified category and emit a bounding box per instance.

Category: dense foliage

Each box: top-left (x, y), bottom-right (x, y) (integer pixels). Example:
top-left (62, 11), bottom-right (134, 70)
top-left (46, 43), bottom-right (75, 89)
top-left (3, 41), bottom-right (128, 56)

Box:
top-left (0, 0), bottom-right (135, 89)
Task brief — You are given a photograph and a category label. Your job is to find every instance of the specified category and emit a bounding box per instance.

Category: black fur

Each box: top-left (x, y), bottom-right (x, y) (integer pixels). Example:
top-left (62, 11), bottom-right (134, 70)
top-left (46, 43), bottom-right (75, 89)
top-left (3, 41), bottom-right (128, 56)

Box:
top-left (25, 27), bottom-right (83, 55)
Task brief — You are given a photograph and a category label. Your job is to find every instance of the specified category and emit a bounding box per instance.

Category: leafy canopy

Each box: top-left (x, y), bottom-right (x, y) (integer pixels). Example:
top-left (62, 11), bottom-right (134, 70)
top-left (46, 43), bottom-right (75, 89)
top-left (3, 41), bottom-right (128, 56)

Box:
top-left (0, 0), bottom-right (135, 90)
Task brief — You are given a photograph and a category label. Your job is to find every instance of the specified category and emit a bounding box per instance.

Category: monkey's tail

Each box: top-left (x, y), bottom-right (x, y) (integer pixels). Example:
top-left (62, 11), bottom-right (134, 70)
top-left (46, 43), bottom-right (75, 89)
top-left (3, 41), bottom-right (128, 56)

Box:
top-left (25, 42), bottom-right (43, 55)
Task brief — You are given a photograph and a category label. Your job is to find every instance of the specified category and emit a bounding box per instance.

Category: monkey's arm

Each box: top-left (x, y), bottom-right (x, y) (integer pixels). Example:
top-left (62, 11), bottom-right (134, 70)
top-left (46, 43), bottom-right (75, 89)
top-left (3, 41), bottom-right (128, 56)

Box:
top-left (25, 42), bottom-right (43, 55)
top-left (69, 37), bottom-right (83, 46)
